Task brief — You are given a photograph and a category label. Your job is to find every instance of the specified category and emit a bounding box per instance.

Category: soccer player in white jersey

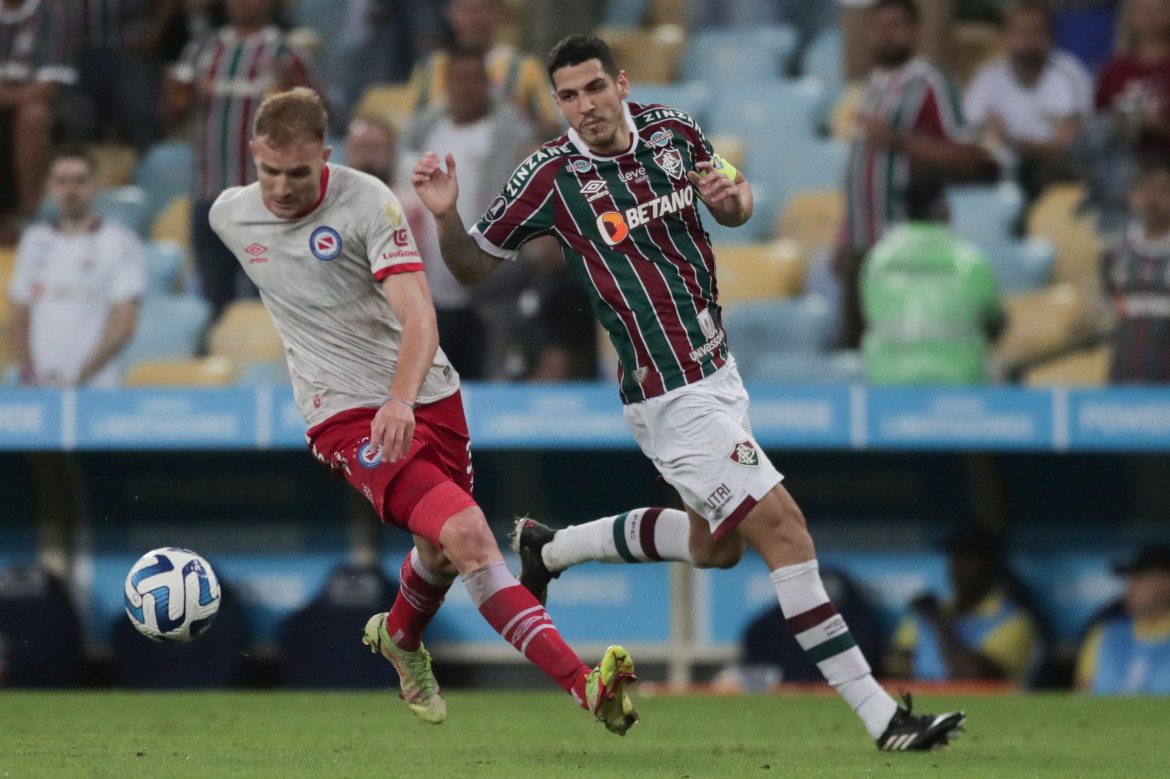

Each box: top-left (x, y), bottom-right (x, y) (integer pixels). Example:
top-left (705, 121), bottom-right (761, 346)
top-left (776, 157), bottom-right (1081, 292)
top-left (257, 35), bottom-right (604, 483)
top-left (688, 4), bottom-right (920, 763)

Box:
top-left (8, 146), bottom-right (146, 387)
top-left (413, 34), bottom-right (965, 751)
top-left (209, 88), bottom-right (637, 735)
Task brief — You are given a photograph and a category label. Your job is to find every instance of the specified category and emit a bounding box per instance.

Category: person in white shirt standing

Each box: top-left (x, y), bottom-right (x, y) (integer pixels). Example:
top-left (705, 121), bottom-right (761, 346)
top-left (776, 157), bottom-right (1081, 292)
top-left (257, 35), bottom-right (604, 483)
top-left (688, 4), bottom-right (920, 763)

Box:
top-left (964, 0), bottom-right (1094, 200)
top-left (7, 146), bottom-right (146, 387)
top-left (209, 87), bottom-right (637, 734)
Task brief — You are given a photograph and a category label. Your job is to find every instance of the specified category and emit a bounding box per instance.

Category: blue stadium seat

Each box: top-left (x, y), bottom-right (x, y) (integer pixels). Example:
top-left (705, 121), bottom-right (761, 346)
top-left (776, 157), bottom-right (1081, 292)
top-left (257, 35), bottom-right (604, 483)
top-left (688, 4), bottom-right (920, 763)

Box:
top-left (722, 295), bottom-right (837, 381)
top-left (981, 238), bottom-right (1055, 294)
top-left (628, 81), bottom-right (713, 128)
top-left (95, 186), bottom-right (152, 237)
top-left (947, 182), bottom-right (1025, 246)
top-left (743, 350), bottom-right (864, 385)
top-left (122, 295), bottom-right (211, 364)
top-left (602, 0), bottom-right (651, 27)
top-left (235, 359), bottom-right (290, 387)
top-left (704, 179), bottom-right (775, 243)
top-left (708, 78), bottom-right (829, 148)
top-left (680, 26), bottom-right (799, 87)
top-left (801, 29), bottom-right (843, 97)
top-left (142, 240), bottom-right (183, 295)
top-left (288, 0), bottom-right (342, 40)
top-left (767, 138), bottom-right (847, 214)
top-left (132, 142), bottom-right (193, 220)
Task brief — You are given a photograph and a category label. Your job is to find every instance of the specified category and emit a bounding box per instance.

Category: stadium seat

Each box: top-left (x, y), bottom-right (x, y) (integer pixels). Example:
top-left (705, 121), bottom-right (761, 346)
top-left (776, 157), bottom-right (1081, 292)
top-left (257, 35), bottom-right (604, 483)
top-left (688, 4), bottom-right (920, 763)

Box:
top-left (628, 81), bottom-right (712, 127)
top-left (1023, 345), bottom-right (1111, 386)
top-left (132, 142), bottom-right (193, 221)
top-left (981, 238), bottom-right (1055, 294)
top-left (208, 300), bottom-right (284, 367)
top-left (122, 295), bottom-right (211, 364)
top-left (741, 350), bottom-right (864, 385)
top-left (996, 283), bottom-right (1086, 368)
top-left (597, 25), bottom-right (686, 84)
top-left (125, 356), bottom-right (234, 386)
top-left (775, 189), bottom-right (844, 265)
top-left (947, 182), bottom-right (1025, 247)
top-left (722, 295), bottom-right (837, 381)
top-left (715, 242), bottom-right (805, 305)
top-left (708, 79), bottom-right (829, 155)
top-left (830, 82), bottom-right (863, 142)
top-left (95, 185), bottom-right (152, 237)
top-left (92, 142), bottom-right (140, 188)
top-left (0, 247), bottom-right (13, 368)
top-left (681, 25), bottom-right (798, 86)
top-left (1027, 183), bottom-right (1102, 285)
top-left (802, 29), bottom-right (843, 95)
top-left (278, 564), bottom-right (401, 688)
top-left (235, 358), bottom-right (290, 387)
top-left (706, 134), bottom-right (745, 169)
top-left (767, 139), bottom-right (848, 219)
top-left (354, 84), bottom-right (415, 131)
top-left (0, 566), bottom-right (84, 687)
top-left (151, 195), bottom-right (191, 246)
top-left (954, 22), bottom-right (1002, 88)
top-left (142, 240), bottom-right (184, 295)
top-left (601, 0), bottom-right (652, 27)
top-left (288, 0), bottom-right (342, 43)
top-left (704, 179), bottom-right (775, 243)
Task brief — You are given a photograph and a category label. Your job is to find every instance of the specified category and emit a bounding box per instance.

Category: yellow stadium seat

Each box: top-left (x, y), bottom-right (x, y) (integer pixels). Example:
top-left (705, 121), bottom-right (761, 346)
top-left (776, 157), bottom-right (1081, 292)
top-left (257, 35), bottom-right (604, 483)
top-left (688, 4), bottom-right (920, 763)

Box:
top-left (208, 299), bottom-right (284, 367)
top-left (953, 22), bottom-right (1002, 89)
top-left (595, 25), bottom-right (686, 84)
top-left (716, 241), bottom-right (805, 305)
top-left (92, 143), bottom-right (140, 189)
top-left (775, 189), bottom-right (844, 263)
top-left (0, 247), bottom-right (16, 364)
top-left (355, 84), bottom-right (416, 132)
top-left (707, 134), bottom-right (745, 171)
top-left (996, 283), bottom-right (1086, 368)
top-left (125, 356), bottom-right (234, 386)
top-left (1024, 345), bottom-right (1111, 386)
top-left (830, 83), bottom-right (863, 142)
top-left (152, 195), bottom-right (191, 246)
top-left (1027, 183), bottom-right (1102, 284)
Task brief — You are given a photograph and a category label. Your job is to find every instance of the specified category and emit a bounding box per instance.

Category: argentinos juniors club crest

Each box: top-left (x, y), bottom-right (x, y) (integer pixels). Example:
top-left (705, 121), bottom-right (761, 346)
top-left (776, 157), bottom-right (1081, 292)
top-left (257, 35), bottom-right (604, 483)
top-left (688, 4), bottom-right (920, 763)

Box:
top-left (654, 147), bottom-right (684, 179)
top-left (729, 440), bottom-right (760, 467)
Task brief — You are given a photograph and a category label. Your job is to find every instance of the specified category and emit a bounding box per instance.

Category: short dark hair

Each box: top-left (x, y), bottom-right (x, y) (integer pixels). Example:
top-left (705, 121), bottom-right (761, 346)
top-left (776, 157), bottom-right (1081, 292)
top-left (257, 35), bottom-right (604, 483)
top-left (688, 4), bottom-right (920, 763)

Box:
top-left (874, 0), bottom-right (919, 23)
top-left (1001, 0), bottom-right (1054, 29)
top-left (49, 143), bottom-right (97, 174)
top-left (547, 34), bottom-right (619, 87)
top-left (904, 172), bottom-right (947, 221)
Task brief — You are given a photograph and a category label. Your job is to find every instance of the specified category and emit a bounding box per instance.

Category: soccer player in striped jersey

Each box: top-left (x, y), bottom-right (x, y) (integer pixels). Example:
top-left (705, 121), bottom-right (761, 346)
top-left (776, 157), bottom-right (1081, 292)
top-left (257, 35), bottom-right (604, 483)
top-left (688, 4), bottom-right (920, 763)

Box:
top-left (210, 87), bottom-right (637, 736)
top-left (413, 33), bottom-right (966, 751)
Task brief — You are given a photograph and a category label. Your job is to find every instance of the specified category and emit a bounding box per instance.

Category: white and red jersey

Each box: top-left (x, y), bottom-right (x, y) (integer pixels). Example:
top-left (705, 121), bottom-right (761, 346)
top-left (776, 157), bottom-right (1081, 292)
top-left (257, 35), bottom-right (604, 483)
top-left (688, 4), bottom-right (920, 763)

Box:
top-left (209, 164), bottom-right (459, 427)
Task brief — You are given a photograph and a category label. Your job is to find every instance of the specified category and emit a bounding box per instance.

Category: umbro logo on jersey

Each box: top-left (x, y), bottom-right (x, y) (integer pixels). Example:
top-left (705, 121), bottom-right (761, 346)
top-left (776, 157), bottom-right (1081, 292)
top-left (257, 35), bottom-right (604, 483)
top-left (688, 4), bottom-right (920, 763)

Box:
top-left (310, 226), bottom-right (343, 261)
top-left (580, 180), bottom-right (606, 194)
top-left (567, 159), bottom-right (593, 174)
top-left (245, 243), bottom-right (267, 256)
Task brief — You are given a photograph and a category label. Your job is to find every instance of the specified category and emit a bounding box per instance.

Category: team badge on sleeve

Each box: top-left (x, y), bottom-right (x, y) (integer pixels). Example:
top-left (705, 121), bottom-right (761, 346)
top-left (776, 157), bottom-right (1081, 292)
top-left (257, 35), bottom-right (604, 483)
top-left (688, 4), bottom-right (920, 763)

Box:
top-left (384, 202), bottom-right (404, 227)
top-left (310, 226), bottom-right (343, 261)
top-left (485, 195), bottom-right (508, 222)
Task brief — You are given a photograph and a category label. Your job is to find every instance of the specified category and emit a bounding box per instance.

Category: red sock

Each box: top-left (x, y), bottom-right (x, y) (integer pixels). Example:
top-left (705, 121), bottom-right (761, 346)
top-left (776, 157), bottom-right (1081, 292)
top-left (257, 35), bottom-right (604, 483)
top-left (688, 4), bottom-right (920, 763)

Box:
top-left (464, 562), bottom-right (590, 707)
top-left (383, 548), bottom-right (454, 651)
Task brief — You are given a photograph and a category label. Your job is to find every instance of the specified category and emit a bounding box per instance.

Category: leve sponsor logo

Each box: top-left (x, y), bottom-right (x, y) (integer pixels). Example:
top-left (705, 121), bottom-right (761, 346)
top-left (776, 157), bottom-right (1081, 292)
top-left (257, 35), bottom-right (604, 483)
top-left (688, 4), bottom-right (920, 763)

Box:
top-left (594, 186), bottom-right (695, 245)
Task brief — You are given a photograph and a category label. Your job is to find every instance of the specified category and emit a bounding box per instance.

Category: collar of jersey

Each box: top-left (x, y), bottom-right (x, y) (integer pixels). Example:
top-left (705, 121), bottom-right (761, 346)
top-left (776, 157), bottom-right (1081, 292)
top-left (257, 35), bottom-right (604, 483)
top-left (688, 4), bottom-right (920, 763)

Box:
top-left (566, 101), bottom-right (639, 161)
top-left (1127, 219), bottom-right (1170, 256)
top-left (267, 165), bottom-right (330, 221)
top-left (220, 24), bottom-right (279, 45)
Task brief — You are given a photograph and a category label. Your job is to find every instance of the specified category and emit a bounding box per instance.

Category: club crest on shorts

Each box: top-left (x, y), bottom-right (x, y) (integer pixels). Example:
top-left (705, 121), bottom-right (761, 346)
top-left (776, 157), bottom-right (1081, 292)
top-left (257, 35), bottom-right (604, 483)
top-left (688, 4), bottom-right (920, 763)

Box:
top-left (729, 440), bottom-right (760, 467)
top-left (357, 441), bottom-right (383, 469)
top-left (310, 226), bottom-right (343, 261)
top-left (654, 147), bottom-right (684, 180)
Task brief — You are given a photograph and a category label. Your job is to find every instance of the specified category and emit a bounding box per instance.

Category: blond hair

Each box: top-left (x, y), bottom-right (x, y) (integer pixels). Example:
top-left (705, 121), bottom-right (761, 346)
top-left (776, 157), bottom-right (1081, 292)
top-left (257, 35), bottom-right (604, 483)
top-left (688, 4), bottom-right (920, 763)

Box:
top-left (253, 87), bottom-right (328, 146)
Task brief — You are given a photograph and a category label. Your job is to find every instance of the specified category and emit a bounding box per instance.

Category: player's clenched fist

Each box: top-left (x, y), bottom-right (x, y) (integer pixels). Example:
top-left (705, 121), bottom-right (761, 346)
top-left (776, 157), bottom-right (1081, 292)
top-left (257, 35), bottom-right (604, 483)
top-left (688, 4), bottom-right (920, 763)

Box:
top-left (412, 151), bottom-right (460, 217)
top-left (686, 160), bottom-right (738, 207)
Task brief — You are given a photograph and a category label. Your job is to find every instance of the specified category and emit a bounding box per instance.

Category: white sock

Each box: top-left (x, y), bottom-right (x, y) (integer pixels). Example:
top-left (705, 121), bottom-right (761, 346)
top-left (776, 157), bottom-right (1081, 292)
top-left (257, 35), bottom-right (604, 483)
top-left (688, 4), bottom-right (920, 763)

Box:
top-left (770, 560), bottom-right (899, 739)
top-left (541, 508), bottom-right (693, 572)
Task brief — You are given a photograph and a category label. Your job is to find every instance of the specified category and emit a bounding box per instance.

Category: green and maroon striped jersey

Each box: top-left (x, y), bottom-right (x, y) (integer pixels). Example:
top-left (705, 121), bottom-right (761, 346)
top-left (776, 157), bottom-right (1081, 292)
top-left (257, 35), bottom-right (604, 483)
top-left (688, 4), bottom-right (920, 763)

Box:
top-left (844, 57), bottom-right (967, 251)
top-left (173, 25), bottom-right (321, 201)
top-left (472, 100), bottom-right (735, 403)
top-left (1103, 222), bottom-right (1170, 382)
top-left (0, 0), bottom-right (76, 87)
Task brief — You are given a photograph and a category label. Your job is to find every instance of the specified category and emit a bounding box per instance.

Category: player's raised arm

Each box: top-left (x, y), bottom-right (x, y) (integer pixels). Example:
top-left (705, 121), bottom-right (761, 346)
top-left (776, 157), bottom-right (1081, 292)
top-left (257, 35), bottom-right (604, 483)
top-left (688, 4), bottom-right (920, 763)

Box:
top-left (687, 160), bottom-right (753, 228)
top-left (412, 151), bottom-right (503, 284)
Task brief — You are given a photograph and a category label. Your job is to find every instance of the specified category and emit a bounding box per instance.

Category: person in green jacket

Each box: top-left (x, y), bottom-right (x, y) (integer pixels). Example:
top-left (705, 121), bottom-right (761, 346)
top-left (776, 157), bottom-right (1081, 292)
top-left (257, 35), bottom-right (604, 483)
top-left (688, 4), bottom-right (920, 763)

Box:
top-left (860, 174), bottom-right (1006, 384)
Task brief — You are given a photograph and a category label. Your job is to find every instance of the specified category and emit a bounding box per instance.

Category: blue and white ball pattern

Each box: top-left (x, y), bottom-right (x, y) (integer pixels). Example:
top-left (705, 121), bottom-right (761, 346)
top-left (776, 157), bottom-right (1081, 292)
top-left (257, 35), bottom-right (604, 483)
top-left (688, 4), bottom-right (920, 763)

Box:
top-left (124, 547), bottom-right (221, 643)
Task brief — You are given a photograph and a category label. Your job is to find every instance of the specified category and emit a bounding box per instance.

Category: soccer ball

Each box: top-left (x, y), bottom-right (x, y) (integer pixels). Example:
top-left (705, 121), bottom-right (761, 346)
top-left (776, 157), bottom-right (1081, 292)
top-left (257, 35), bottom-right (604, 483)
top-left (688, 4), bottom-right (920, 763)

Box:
top-left (124, 547), bottom-right (221, 643)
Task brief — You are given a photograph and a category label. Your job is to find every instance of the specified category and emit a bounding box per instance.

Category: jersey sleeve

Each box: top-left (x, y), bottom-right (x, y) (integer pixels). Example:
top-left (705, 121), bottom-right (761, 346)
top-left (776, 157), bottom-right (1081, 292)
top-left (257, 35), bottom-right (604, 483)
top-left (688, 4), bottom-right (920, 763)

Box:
top-left (366, 186), bottom-right (425, 280)
top-left (171, 36), bottom-right (207, 84)
top-left (910, 72), bottom-right (970, 142)
top-left (962, 68), bottom-right (992, 128)
top-left (109, 231), bottom-right (149, 303)
top-left (471, 155), bottom-right (559, 261)
top-left (32, 0), bottom-right (76, 85)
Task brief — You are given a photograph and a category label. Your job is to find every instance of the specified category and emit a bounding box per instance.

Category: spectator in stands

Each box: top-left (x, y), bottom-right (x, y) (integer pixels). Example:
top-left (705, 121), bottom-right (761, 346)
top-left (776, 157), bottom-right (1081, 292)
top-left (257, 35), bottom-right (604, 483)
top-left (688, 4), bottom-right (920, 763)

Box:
top-left (886, 525), bottom-right (1042, 683)
top-left (687, 0), bottom-right (837, 74)
top-left (164, 0), bottom-right (321, 323)
top-left (861, 175), bottom-right (1005, 385)
top-left (502, 236), bottom-right (598, 382)
top-left (406, 46), bottom-right (535, 379)
top-left (1076, 544), bottom-right (1170, 694)
top-left (7, 146), bottom-right (146, 387)
top-left (1102, 156), bottom-right (1170, 382)
top-left (0, 0), bottom-right (76, 245)
top-left (345, 114), bottom-right (431, 245)
top-left (964, 1), bottom-right (1094, 202)
top-left (70, 0), bottom-right (181, 151)
top-left (835, 0), bottom-right (995, 349)
top-left (408, 0), bottom-right (560, 136)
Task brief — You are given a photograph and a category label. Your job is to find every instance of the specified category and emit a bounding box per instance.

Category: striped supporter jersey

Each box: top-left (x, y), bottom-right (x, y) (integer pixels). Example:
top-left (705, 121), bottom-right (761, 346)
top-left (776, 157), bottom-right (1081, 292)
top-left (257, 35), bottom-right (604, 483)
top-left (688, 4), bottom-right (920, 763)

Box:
top-left (844, 57), bottom-right (967, 250)
top-left (68, 0), bottom-right (153, 49)
top-left (173, 25), bottom-right (320, 201)
top-left (472, 101), bottom-right (734, 404)
top-left (0, 0), bottom-right (75, 86)
top-left (1103, 222), bottom-right (1170, 382)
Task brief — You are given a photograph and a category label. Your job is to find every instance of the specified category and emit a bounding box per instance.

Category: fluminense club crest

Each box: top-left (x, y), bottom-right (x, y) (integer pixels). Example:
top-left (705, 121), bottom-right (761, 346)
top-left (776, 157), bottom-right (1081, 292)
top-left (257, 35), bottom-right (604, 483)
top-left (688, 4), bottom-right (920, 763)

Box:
top-left (654, 147), bottom-right (684, 179)
top-left (729, 440), bottom-right (760, 467)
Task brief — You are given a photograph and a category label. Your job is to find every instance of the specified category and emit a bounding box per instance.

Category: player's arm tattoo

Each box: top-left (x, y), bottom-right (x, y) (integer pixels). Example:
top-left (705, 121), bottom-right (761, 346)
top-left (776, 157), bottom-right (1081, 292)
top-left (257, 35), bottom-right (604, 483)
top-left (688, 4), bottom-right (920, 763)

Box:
top-left (434, 210), bottom-right (504, 284)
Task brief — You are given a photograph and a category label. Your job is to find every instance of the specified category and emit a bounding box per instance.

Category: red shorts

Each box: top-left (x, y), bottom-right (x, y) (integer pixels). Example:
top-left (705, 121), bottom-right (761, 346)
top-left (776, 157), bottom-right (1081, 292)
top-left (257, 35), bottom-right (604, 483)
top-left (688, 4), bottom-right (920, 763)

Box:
top-left (306, 391), bottom-right (476, 536)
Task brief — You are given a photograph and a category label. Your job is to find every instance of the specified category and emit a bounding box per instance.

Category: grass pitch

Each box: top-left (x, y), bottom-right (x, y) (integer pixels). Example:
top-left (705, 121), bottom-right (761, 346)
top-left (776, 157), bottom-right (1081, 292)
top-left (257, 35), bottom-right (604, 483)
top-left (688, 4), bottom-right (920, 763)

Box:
top-left (1, 691), bottom-right (1167, 778)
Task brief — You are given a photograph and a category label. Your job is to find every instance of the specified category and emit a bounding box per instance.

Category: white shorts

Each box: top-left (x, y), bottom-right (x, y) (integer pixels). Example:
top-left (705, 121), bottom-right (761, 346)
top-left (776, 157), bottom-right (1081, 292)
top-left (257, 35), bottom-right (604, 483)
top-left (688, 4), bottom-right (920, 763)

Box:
top-left (623, 360), bottom-right (784, 539)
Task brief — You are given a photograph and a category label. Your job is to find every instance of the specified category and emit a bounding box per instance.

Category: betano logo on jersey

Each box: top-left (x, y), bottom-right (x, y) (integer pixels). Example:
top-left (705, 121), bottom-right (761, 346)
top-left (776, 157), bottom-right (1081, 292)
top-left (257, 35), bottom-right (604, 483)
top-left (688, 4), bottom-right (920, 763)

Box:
top-left (595, 185), bottom-right (695, 246)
